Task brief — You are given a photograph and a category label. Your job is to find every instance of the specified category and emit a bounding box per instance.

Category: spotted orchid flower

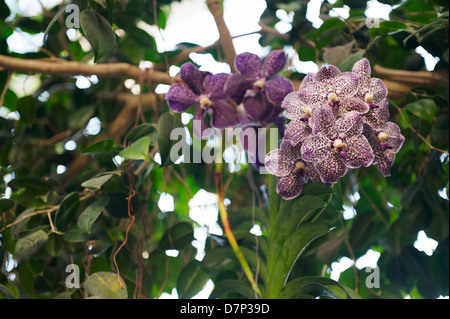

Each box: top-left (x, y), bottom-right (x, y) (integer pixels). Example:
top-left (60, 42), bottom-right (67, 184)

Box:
top-left (362, 122), bottom-right (405, 176)
top-left (224, 50), bottom-right (294, 123)
top-left (297, 65), bottom-right (369, 118)
top-left (165, 62), bottom-right (239, 137)
top-left (301, 104), bottom-right (374, 184)
top-left (352, 58), bottom-right (388, 109)
top-left (265, 140), bottom-right (321, 200)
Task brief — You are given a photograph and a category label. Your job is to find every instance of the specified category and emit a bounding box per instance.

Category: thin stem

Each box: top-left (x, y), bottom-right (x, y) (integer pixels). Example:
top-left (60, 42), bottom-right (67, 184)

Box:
top-left (389, 98), bottom-right (449, 157)
top-left (215, 157), bottom-right (261, 297)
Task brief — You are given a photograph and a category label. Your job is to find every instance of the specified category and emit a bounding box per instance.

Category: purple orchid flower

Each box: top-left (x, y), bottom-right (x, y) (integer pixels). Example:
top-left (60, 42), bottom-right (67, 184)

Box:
top-left (224, 50), bottom-right (294, 124)
top-left (297, 65), bottom-right (369, 119)
top-left (165, 62), bottom-right (240, 137)
top-left (265, 140), bottom-right (321, 200)
top-left (352, 58), bottom-right (388, 108)
top-left (301, 104), bottom-right (374, 184)
top-left (362, 122), bottom-right (405, 176)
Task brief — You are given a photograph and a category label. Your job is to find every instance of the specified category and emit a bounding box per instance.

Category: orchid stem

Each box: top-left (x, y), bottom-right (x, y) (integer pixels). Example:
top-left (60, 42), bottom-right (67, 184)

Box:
top-left (215, 156), bottom-right (261, 297)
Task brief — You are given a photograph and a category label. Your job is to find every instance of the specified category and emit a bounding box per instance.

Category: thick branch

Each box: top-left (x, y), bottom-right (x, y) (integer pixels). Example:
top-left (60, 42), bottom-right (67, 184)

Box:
top-left (0, 54), bottom-right (174, 85)
top-left (207, 1), bottom-right (236, 72)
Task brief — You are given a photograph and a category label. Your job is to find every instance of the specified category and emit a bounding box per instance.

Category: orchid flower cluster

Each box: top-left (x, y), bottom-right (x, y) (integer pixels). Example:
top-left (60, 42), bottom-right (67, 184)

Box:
top-left (165, 50), bottom-right (294, 168)
top-left (265, 58), bottom-right (405, 200)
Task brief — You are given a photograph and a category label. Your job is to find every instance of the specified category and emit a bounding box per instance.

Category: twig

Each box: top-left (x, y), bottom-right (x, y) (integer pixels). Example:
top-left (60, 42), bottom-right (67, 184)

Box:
top-left (0, 206), bottom-right (58, 232)
top-left (0, 71), bottom-right (12, 107)
top-left (388, 98), bottom-right (449, 157)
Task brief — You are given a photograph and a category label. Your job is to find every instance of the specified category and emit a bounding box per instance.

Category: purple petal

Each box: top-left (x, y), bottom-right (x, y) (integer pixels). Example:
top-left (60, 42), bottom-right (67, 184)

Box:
top-left (368, 78), bottom-right (388, 103)
top-left (209, 100), bottom-right (240, 129)
top-left (334, 72), bottom-right (360, 97)
top-left (315, 152), bottom-right (347, 184)
top-left (336, 111), bottom-right (363, 138)
top-left (306, 163), bottom-right (322, 183)
top-left (300, 72), bottom-right (317, 88)
top-left (311, 105), bottom-right (338, 139)
top-left (362, 123), bottom-right (396, 176)
top-left (265, 76), bottom-right (294, 107)
top-left (363, 98), bottom-right (390, 129)
top-left (165, 83), bottom-right (199, 112)
top-left (265, 148), bottom-right (294, 177)
top-left (239, 124), bottom-right (266, 169)
top-left (352, 58), bottom-right (372, 83)
top-left (297, 85), bottom-right (323, 106)
top-left (243, 90), bottom-right (272, 121)
top-left (263, 50), bottom-right (287, 78)
top-left (192, 105), bottom-right (210, 139)
top-left (342, 135), bottom-right (374, 168)
top-left (379, 122), bottom-right (405, 153)
top-left (235, 52), bottom-right (262, 78)
top-left (224, 73), bottom-right (254, 104)
top-left (301, 133), bottom-right (332, 163)
top-left (284, 117), bottom-right (313, 145)
top-left (276, 171), bottom-right (305, 200)
top-left (272, 115), bottom-right (286, 139)
top-left (180, 62), bottom-right (207, 95)
top-left (316, 65), bottom-right (341, 83)
top-left (333, 97), bottom-right (370, 117)
top-left (204, 73), bottom-right (230, 100)
top-left (282, 91), bottom-right (313, 120)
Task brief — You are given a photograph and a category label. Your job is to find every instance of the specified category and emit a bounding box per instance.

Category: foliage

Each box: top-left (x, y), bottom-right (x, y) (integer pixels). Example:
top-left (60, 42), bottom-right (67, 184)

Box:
top-left (0, 0), bottom-right (448, 299)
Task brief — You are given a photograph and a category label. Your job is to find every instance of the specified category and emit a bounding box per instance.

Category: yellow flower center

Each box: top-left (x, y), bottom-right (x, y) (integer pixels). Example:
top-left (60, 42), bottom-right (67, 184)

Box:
top-left (199, 96), bottom-right (212, 109)
top-left (333, 139), bottom-right (345, 149)
top-left (304, 107), bottom-right (312, 118)
top-left (377, 131), bottom-right (388, 143)
top-left (293, 161), bottom-right (305, 173)
top-left (364, 93), bottom-right (374, 104)
top-left (253, 79), bottom-right (265, 89)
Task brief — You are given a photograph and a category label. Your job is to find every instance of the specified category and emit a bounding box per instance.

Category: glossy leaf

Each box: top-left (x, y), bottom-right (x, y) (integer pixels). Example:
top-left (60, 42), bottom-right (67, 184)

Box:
top-left (83, 271), bottom-right (127, 299)
top-left (118, 136), bottom-right (151, 161)
top-left (55, 192), bottom-right (80, 230)
top-left (267, 222), bottom-right (331, 298)
top-left (209, 279), bottom-right (257, 299)
top-left (77, 196), bottom-right (110, 234)
top-left (277, 276), bottom-right (351, 299)
top-left (80, 9), bottom-right (116, 62)
top-left (406, 99), bottom-right (437, 123)
top-left (157, 112), bottom-right (185, 167)
top-left (0, 198), bottom-right (15, 212)
top-left (14, 230), bottom-right (48, 263)
top-left (177, 260), bottom-right (210, 299)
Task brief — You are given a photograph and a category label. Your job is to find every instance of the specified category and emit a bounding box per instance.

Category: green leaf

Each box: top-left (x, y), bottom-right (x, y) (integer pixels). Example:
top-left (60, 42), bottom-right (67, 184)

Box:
top-left (118, 136), bottom-right (151, 161)
top-left (77, 196), bottom-right (110, 234)
top-left (158, 222), bottom-right (194, 251)
top-left (177, 260), bottom-right (210, 299)
top-left (81, 171), bottom-right (121, 190)
top-left (16, 96), bottom-right (36, 126)
top-left (55, 192), bottom-right (80, 230)
top-left (80, 9), bottom-right (116, 62)
top-left (406, 98), bottom-right (437, 123)
top-left (157, 112), bottom-right (185, 167)
top-left (277, 276), bottom-right (349, 299)
top-left (0, 198), bottom-right (15, 212)
top-left (338, 50), bottom-right (365, 72)
top-left (62, 226), bottom-right (90, 242)
top-left (379, 20), bottom-right (409, 31)
top-left (93, 0), bottom-right (107, 8)
top-left (83, 271), bottom-right (128, 299)
top-left (82, 139), bottom-right (116, 154)
top-left (267, 222), bottom-right (331, 298)
top-left (0, 283), bottom-right (16, 299)
top-left (209, 279), bottom-right (257, 299)
top-left (126, 123), bottom-right (156, 142)
top-left (14, 230), bottom-right (48, 263)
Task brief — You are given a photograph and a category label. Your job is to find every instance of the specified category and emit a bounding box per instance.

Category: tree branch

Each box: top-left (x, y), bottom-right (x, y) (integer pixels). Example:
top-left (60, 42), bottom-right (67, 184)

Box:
top-left (0, 54), bottom-right (174, 85)
top-left (207, 0), bottom-right (236, 72)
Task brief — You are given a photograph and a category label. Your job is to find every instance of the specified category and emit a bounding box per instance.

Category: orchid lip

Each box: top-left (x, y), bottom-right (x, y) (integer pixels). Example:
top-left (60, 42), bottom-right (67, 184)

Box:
top-left (199, 96), bottom-right (212, 109)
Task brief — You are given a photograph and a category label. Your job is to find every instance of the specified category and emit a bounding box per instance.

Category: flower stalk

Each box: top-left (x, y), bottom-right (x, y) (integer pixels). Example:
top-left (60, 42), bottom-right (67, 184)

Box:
top-left (215, 157), bottom-right (261, 297)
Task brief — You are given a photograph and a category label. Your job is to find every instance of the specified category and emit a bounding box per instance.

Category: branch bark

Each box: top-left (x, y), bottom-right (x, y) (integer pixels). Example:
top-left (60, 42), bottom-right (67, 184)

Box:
top-left (207, 1), bottom-right (236, 72)
top-left (0, 54), bottom-right (174, 85)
